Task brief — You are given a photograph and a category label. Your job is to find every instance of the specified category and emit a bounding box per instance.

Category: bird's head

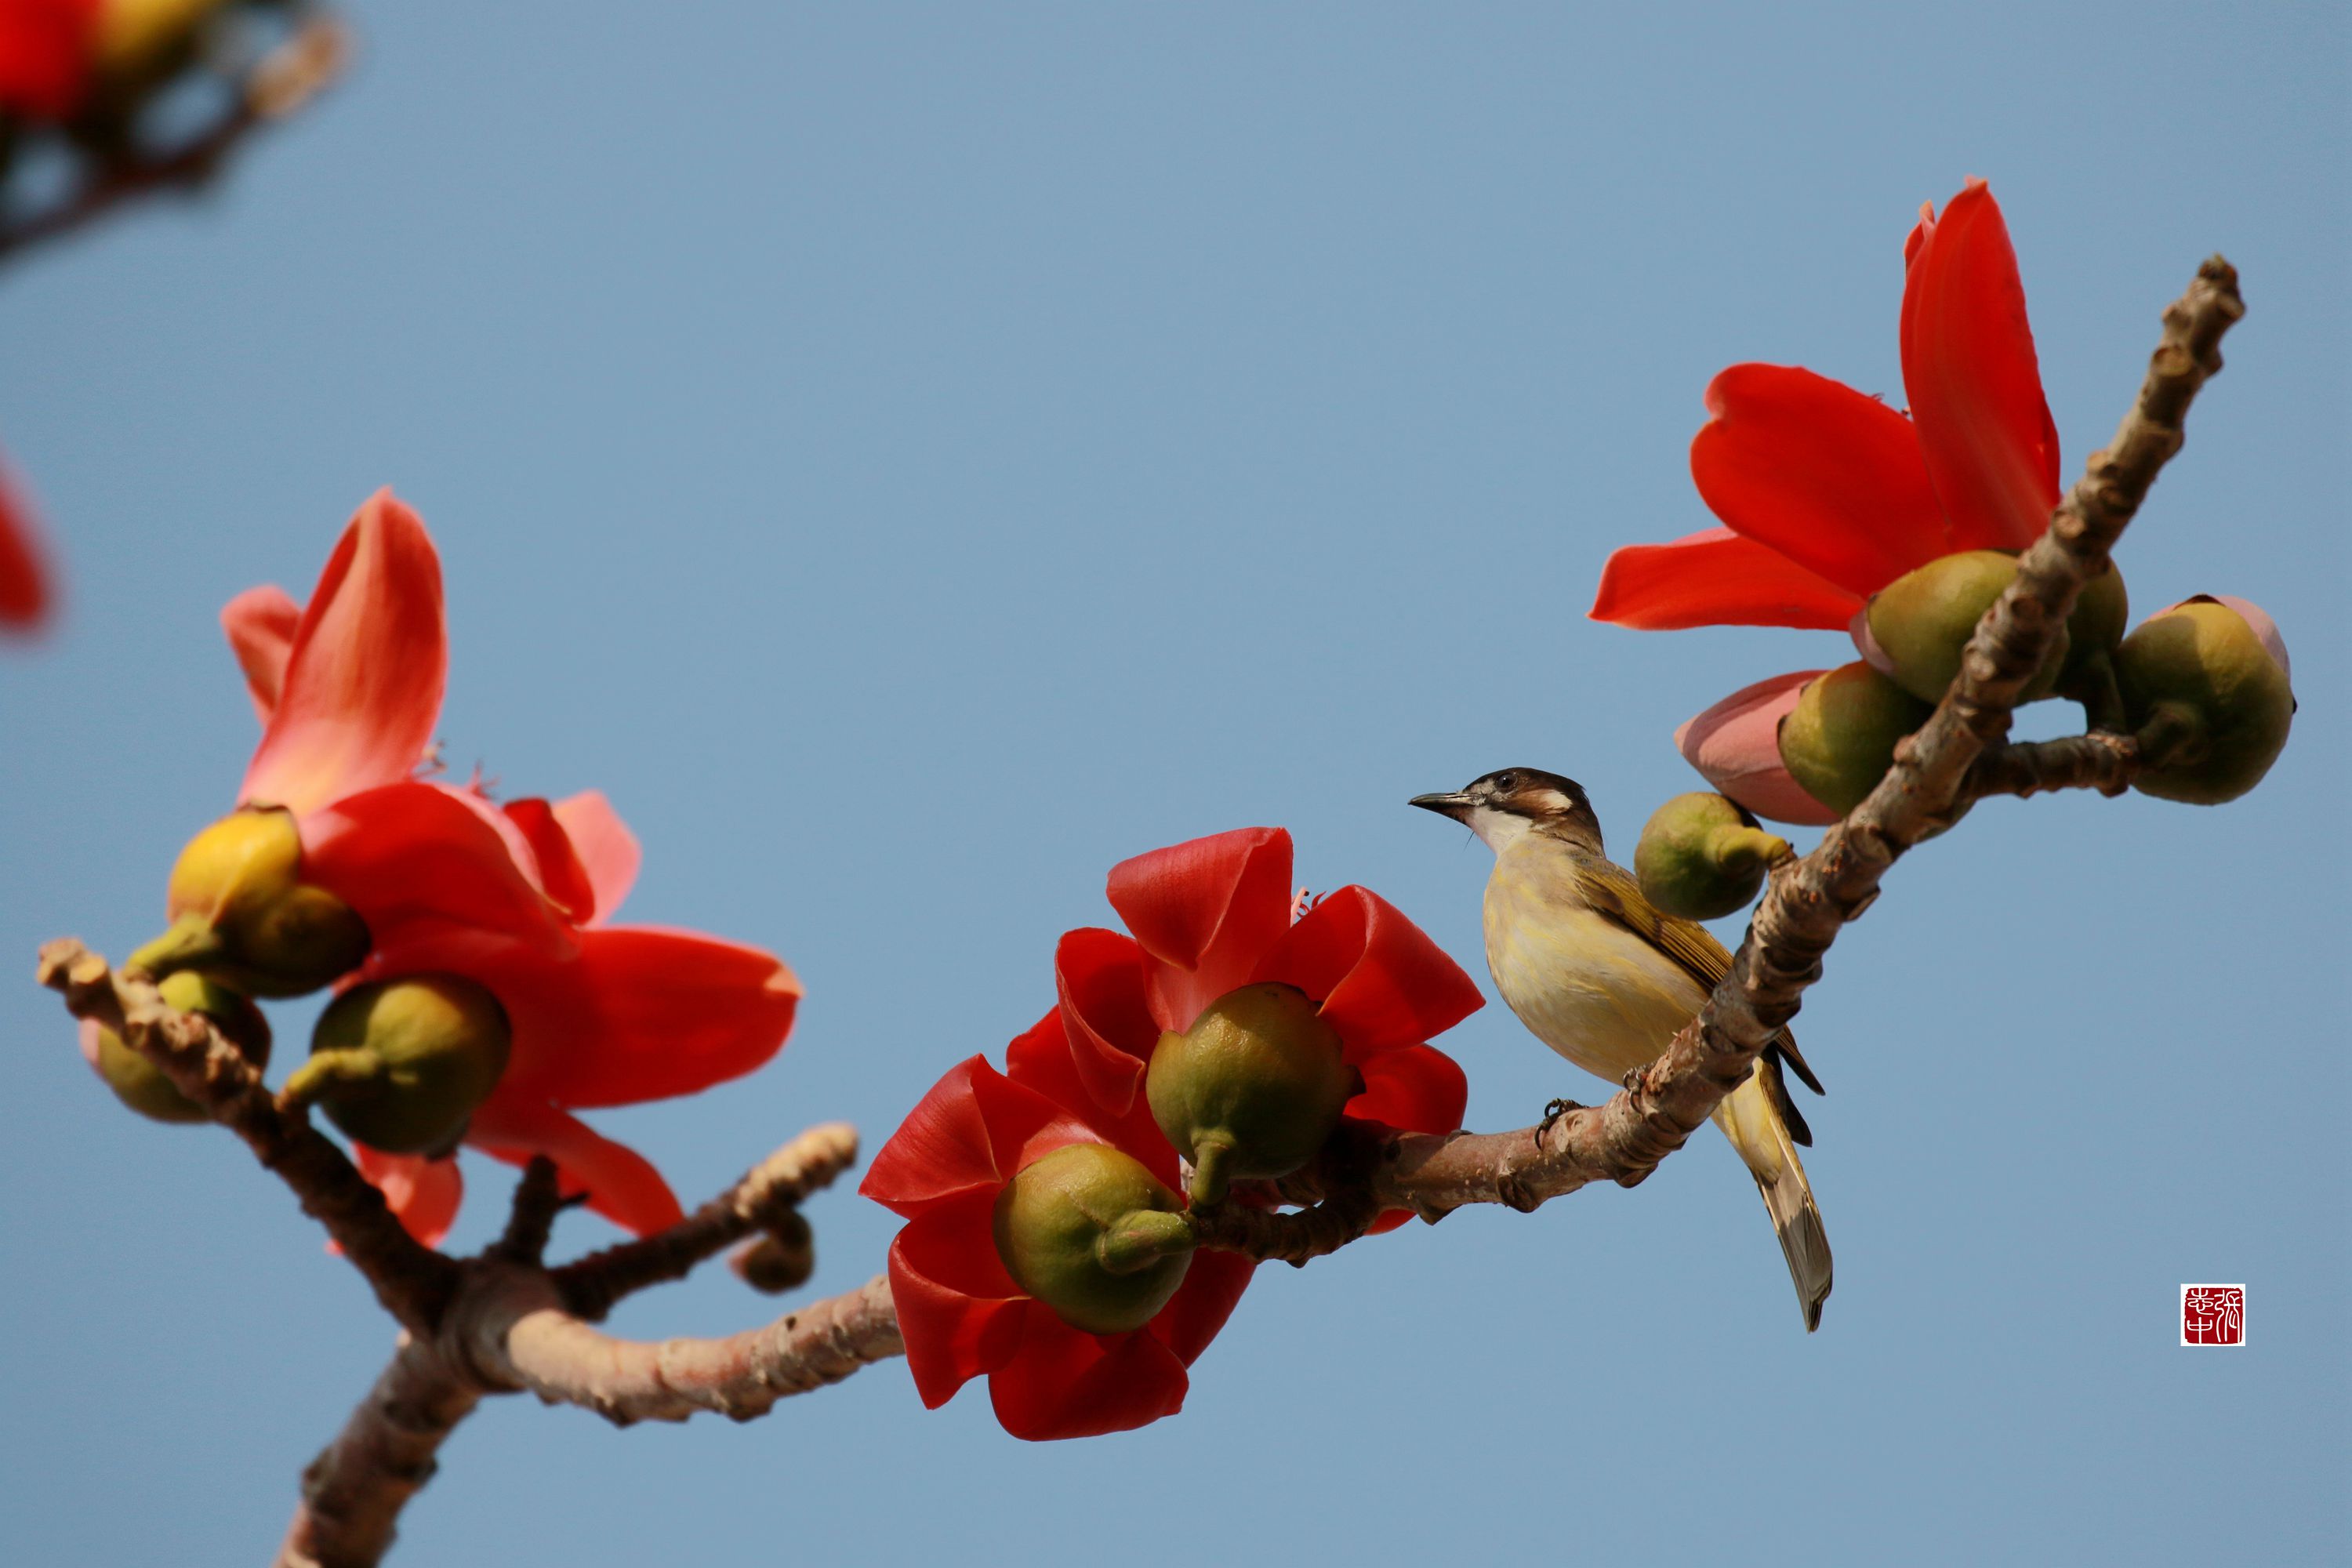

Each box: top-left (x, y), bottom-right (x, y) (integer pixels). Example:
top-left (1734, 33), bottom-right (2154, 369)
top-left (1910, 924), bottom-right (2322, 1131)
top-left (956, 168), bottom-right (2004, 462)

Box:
top-left (1410, 768), bottom-right (1602, 854)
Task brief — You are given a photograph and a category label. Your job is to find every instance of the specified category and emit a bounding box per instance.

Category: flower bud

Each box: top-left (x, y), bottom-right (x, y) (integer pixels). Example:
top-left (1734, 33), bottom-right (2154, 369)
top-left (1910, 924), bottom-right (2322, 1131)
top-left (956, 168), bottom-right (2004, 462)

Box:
top-left (2116, 596), bottom-right (2294, 805)
top-left (1777, 662), bottom-right (1933, 817)
top-left (992, 1143), bottom-right (1195, 1334)
top-left (1146, 982), bottom-right (1359, 1205)
top-left (1633, 793), bottom-right (1789, 921)
top-left (95, 0), bottom-right (237, 84)
top-left (285, 975), bottom-right (512, 1155)
top-left (1864, 550), bottom-right (2068, 704)
top-left (82, 971), bottom-right (271, 1125)
top-left (130, 809), bottom-right (371, 998)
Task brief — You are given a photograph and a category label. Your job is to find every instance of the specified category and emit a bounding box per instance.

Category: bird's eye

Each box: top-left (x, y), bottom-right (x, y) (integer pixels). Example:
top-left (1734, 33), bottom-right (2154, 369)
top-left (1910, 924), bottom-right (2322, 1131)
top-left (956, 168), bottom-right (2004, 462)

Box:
top-left (1491, 771), bottom-right (1518, 793)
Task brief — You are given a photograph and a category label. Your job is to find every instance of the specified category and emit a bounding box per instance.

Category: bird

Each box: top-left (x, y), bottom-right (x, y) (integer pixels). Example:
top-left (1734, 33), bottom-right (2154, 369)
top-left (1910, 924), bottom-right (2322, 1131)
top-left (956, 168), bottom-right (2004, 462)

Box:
top-left (1411, 767), bottom-right (1832, 1330)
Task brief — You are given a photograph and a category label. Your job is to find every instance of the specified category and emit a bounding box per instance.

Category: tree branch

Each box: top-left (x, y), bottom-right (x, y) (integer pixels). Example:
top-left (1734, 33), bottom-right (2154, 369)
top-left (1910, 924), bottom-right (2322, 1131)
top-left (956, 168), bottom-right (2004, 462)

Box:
top-left (444, 1269), bottom-right (905, 1427)
top-left (552, 1123), bottom-right (858, 1319)
top-left (35, 941), bottom-right (460, 1333)
top-left (0, 13), bottom-right (348, 266)
top-left (274, 1338), bottom-right (478, 1568)
top-left (1962, 731), bottom-right (2143, 800)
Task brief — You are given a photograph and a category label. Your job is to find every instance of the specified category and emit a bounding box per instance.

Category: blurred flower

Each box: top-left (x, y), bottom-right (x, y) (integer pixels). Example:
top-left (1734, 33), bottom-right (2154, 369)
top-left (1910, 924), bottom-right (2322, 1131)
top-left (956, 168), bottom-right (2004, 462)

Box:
top-left (0, 0), bottom-right (99, 122)
top-left (211, 490), bottom-right (799, 1242)
top-left (861, 1048), bottom-right (1254, 1441)
top-left (0, 445), bottom-right (55, 633)
top-left (1588, 180), bottom-right (2059, 821)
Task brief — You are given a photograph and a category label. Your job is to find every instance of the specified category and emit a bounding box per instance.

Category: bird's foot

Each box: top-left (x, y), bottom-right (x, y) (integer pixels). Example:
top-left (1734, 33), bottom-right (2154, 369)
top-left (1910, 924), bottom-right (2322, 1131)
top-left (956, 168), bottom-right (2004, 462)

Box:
top-left (1535, 1097), bottom-right (1584, 1149)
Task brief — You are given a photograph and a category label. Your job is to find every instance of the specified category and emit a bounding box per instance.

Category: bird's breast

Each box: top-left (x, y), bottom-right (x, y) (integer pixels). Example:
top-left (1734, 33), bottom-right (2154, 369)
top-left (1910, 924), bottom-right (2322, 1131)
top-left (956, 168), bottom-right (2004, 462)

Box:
top-left (1483, 861), bottom-right (1711, 1084)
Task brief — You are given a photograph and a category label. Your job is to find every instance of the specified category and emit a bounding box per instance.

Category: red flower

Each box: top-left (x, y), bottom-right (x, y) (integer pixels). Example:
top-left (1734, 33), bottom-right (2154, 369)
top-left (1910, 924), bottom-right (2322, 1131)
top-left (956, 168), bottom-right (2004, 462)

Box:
top-left (1587, 180), bottom-right (2058, 821)
top-left (0, 0), bottom-right (99, 121)
top-left (860, 1047), bottom-right (1255, 1441)
top-left (1054, 827), bottom-right (1483, 1178)
top-left (220, 491), bottom-right (800, 1242)
top-left (0, 445), bottom-right (56, 633)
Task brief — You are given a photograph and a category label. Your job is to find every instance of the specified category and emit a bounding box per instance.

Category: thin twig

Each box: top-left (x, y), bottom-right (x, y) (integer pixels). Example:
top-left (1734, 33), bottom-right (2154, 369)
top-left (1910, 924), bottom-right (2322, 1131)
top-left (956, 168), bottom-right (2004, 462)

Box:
top-left (1962, 731), bottom-right (2143, 800)
top-left (36, 941), bottom-right (460, 1332)
top-left (487, 1156), bottom-right (567, 1265)
top-left (554, 1123), bottom-right (858, 1319)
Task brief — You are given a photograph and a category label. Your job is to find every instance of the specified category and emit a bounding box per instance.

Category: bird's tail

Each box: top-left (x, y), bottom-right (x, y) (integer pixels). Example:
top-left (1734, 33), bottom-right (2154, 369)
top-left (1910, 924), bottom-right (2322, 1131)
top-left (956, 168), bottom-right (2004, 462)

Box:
top-left (1712, 1059), bottom-right (1833, 1332)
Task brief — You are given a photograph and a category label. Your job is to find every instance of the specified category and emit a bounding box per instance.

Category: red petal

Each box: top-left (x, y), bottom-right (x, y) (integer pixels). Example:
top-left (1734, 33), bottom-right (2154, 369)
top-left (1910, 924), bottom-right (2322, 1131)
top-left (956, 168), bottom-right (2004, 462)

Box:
top-left (1674, 671), bottom-right (1841, 826)
top-left (502, 799), bottom-right (597, 925)
top-left (302, 781), bottom-right (572, 959)
top-left (1900, 180), bottom-right (2060, 551)
top-left (887, 1196), bottom-right (1030, 1409)
top-left (1691, 365), bottom-right (1948, 593)
top-left (551, 791), bottom-right (641, 925)
top-left (240, 491), bottom-right (446, 816)
top-left (221, 586), bottom-right (302, 724)
top-left (1146, 1247), bottom-right (1254, 1367)
top-left (0, 0), bottom-right (98, 121)
top-left (0, 450), bottom-right (56, 632)
top-left (1005, 1007), bottom-right (1180, 1189)
top-left (470, 1098), bottom-right (683, 1236)
top-left (1253, 887), bottom-right (1484, 1060)
top-left (986, 1308), bottom-right (1192, 1440)
top-left (1107, 827), bottom-right (1294, 1033)
top-left (862, 1055), bottom-right (1098, 1217)
top-left (1590, 528), bottom-right (1864, 631)
top-left (1347, 1043), bottom-right (1469, 1134)
top-left (353, 1145), bottom-right (465, 1249)
top-left (1052, 927), bottom-right (1158, 1117)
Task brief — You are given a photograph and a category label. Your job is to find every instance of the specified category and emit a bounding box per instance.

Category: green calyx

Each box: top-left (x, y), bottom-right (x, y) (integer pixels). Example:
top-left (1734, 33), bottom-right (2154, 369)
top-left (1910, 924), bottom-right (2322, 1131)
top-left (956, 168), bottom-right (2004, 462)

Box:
top-left (90, 971), bottom-right (272, 1125)
top-left (992, 1143), bottom-right (1196, 1335)
top-left (1146, 982), bottom-right (1359, 1206)
top-left (285, 975), bottom-right (513, 1155)
top-left (1866, 550), bottom-right (2070, 704)
top-left (1633, 792), bottom-right (1789, 921)
top-left (2116, 598), bottom-right (2294, 805)
top-left (129, 809), bottom-right (372, 998)
top-left (1778, 662), bottom-right (1934, 817)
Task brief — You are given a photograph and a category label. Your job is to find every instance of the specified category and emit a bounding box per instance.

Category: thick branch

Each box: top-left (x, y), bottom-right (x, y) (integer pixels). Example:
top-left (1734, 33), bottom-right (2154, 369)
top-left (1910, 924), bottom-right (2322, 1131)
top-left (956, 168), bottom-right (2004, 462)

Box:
top-left (446, 1269), bottom-right (904, 1427)
top-left (553, 1123), bottom-right (858, 1319)
top-left (274, 1338), bottom-right (478, 1568)
top-left (0, 14), bottom-right (348, 265)
top-left (36, 941), bottom-right (459, 1332)
top-left (1356, 258), bottom-right (2245, 1220)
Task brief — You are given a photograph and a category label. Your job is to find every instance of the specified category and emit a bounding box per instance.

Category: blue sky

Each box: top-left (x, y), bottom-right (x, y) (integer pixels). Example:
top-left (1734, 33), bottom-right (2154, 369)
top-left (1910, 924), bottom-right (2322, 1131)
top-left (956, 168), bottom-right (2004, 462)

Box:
top-left (2, 3), bottom-right (2344, 1563)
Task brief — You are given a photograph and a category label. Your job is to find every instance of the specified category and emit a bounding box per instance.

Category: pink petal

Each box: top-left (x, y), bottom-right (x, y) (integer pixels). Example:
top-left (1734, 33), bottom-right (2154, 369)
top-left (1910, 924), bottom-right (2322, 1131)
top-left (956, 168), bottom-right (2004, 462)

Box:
top-left (353, 1145), bottom-right (466, 1249)
top-left (221, 585), bottom-right (303, 725)
top-left (552, 791), bottom-right (641, 925)
top-left (1675, 670), bottom-right (1841, 826)
top-left (2178, 594), bottom-right (2292, 684)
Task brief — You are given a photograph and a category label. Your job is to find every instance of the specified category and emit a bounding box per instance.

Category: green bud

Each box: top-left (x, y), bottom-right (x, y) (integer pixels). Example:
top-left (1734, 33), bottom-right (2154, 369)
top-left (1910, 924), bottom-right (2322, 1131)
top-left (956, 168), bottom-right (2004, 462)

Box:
top-left (1866, 550), bottom-right (2069, 704)
top-left (88, 971), bottom-right (271, 1125)
top-left (992, 1143), bottom-right (1195, 1334)
top-left (2065, 564), bottom-right (2129, 663)
top-left (129, 809), bottom-right (371, 998)
top-left (1778, 662), bottom-right (1934, 817)
top-left (1146, 982), bottom-right (1359, 1205)
top-left (2117, 597), bottom-right (2295, 805)
top-left (1633, 793), bottom-right (1790, 921)
top-left (285, 975), bottom-right (512, 1154)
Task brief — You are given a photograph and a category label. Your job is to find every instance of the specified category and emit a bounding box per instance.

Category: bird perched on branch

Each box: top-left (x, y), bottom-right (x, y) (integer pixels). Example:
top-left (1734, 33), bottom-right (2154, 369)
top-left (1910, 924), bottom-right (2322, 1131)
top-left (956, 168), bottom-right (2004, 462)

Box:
top-left (1411, 768), bottom-right (1831, 1330)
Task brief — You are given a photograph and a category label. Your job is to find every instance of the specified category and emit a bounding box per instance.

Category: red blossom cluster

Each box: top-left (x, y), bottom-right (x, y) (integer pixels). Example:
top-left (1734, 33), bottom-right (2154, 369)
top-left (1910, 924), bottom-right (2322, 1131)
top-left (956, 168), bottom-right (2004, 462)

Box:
top-left (862, 826), bottom-right (1483, 1439)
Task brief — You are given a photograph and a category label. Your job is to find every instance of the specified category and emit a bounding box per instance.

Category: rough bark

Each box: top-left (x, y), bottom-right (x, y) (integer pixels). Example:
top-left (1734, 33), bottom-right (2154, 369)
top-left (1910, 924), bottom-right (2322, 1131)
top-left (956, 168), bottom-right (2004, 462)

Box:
top-left (274, 1339), bottom-right (478, 1568)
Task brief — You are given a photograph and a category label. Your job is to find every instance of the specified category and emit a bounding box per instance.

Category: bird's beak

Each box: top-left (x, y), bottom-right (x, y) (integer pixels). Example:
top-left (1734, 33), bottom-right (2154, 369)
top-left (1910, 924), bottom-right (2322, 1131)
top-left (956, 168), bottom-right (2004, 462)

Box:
top-left (1409, 790), bottom-right (1474, 821)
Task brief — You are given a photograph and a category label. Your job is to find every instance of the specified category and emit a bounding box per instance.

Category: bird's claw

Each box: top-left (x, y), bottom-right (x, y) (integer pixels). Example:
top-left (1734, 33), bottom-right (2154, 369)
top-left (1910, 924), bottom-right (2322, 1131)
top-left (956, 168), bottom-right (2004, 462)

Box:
top-left (1534, 1097), bottom-right (1584, 1149)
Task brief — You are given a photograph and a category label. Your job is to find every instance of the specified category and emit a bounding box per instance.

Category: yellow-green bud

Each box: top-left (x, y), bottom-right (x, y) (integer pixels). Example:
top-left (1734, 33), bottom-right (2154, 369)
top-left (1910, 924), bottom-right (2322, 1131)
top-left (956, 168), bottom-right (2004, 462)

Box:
top-left (1146, 982), bottom-right (1359, 1205)
top-left (1866, 550), bottom-right (2069, 704)
top-left (2117, 597), bottom-right (2295, 805)
top-left (95, 0), bottom-right (237, 83)
top-left (285, 975), bottom-right (512, 1155)
top-left (2064, 564), bottom-right (2129, 664)
top-left (1778, 662), bottom-right (1934, 817)
top-left (86, 971), bottom-right (271, 1125)
top-left (129, 809), bottom-right (371, 998)
top-left (1633, 793), bottom-right (1789, 921)
top-left (991, 1143), bottom-right (1195, 1334)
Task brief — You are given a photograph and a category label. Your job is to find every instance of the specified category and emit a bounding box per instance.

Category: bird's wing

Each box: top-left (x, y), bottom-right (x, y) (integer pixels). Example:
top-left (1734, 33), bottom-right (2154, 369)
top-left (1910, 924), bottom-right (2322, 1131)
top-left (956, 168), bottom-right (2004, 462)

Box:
top-left (1573, 854), bottom-right (1825, 1105)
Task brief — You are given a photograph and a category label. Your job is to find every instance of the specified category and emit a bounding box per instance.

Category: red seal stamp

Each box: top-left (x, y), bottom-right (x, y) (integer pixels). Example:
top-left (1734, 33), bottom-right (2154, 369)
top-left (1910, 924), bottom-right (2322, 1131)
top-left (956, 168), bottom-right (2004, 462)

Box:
top-left (2180, 1285), bottom-right (2245, 1346)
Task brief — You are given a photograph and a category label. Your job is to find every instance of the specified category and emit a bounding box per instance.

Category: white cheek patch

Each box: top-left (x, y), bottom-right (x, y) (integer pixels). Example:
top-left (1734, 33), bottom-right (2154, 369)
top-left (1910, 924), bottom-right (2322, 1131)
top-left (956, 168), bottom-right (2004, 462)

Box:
top-left (1465, 804), bottom-right (1534, 852)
